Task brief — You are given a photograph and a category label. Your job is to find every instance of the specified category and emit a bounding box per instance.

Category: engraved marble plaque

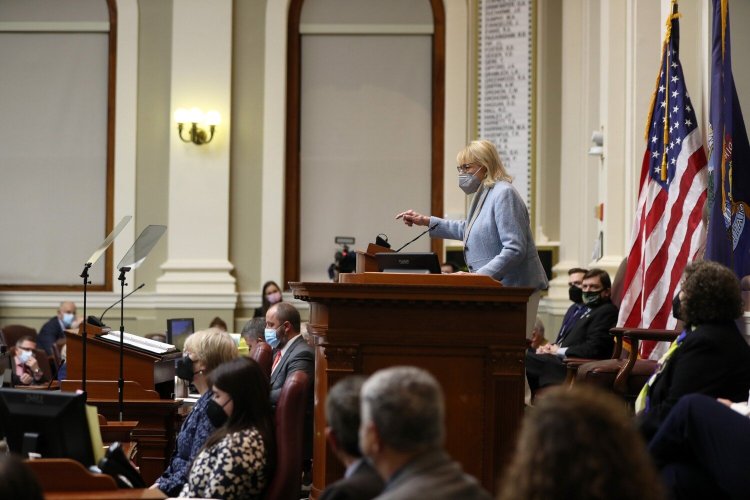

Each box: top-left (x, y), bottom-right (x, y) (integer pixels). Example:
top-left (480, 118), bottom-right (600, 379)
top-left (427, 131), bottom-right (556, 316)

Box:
top-left (478, 0), bottom-right (533, 208)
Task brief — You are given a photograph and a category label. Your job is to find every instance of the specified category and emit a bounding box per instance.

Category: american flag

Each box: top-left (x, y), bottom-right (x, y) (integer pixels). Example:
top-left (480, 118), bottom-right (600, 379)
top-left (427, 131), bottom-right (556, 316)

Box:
top-left (617, 6), bottom-right (708, 359)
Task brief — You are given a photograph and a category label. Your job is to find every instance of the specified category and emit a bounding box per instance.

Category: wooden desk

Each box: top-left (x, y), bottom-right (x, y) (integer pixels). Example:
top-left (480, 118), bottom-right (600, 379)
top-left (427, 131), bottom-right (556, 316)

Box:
top-left (26, 457), bottom-right (166, 500)
top-left (292, 273), bottom-right (530, 497)
top-left (61, 381), bottom-right (182, 485)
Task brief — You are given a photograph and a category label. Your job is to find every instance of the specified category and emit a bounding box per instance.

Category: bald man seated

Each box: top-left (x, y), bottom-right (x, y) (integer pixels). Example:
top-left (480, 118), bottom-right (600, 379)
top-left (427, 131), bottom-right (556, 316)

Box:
top-left (37, 301), bottom-right (79, 355)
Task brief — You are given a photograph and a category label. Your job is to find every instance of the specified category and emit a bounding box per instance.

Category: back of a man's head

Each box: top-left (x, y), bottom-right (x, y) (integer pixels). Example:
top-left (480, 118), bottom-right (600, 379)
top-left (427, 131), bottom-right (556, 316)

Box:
top-left (361, 366), bottom-right (444, 453)
top-left (326, 376), bottom-right (366, 458)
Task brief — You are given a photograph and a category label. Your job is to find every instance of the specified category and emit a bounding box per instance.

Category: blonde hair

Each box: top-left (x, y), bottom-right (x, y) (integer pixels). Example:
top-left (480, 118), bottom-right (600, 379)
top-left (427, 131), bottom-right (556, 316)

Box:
top-left (457, 139), bottom-right (512, 187)
top-left (183, 327), bottom-right (238, 372)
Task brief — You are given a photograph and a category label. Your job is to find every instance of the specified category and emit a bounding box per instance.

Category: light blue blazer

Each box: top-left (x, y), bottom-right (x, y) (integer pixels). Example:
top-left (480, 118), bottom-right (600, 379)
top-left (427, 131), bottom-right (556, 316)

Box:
top-left (429, 181), bottom-right (548, 290)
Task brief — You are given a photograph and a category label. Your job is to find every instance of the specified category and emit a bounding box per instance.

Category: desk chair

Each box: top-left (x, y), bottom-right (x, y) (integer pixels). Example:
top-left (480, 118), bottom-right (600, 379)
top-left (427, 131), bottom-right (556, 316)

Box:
top-left (251, 341), bottom-right (273, 379)
top-left (0, 324), bottom-right (37, 348)
top-left (574, 327), bottom-right (679, 407)
top-left (26, 458), bottom-right (117, 492)
top-left (264, 370), bottom-right (310, 500)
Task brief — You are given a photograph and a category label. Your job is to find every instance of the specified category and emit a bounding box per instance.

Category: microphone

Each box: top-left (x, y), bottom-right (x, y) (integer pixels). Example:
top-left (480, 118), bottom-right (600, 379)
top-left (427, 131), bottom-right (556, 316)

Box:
top-left (395, 224), bottom-right (438, 252)
top-left (97, 283), bottom-right (145, 325)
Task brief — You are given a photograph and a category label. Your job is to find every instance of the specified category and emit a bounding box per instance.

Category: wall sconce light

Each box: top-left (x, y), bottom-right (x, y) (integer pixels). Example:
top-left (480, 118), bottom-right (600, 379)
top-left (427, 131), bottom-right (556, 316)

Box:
top-left (174, 107), bottom-right (220, 145)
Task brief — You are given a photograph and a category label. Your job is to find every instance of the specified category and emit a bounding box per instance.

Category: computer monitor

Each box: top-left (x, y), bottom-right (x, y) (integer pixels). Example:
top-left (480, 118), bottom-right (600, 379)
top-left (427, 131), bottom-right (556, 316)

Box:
top-left (0, 389), bottom-right (95, 466)
top-left (375, 252), bottom-right (441, 274)
top-left (167, 318), bottom-right (194, 346)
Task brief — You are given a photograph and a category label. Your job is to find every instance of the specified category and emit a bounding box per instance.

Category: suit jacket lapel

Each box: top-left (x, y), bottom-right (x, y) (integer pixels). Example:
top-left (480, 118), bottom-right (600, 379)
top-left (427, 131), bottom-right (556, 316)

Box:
top-left (271, 335), bottom-right (301, 384)
top-left (464, 187), bottom-right (489, 244)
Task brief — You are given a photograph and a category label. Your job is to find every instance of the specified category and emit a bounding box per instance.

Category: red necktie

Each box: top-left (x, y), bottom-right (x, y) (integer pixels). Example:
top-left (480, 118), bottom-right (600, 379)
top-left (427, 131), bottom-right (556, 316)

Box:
top-left (272, 351), bottom-right (282, 372)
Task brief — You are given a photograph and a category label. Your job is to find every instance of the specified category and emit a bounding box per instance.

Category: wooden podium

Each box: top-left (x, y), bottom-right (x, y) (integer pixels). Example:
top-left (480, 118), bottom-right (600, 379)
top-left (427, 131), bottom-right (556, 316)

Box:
top-left (291, 272), bottom-right (531, 497)
top-left (62, 325), bottom-right (182, 484)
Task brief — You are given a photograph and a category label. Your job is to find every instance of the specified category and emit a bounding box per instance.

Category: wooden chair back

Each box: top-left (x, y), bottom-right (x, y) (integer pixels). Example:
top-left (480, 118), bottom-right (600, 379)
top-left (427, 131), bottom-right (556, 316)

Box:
top-left (263, 370), bottom-right (309, 500)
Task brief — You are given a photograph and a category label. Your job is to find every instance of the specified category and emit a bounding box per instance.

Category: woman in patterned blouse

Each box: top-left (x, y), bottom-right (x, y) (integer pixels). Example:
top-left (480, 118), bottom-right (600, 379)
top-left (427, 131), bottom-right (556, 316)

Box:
top-left (154, 328), bottom-right (238, 496)
top-left (180, 356), bottom-right (275, 499)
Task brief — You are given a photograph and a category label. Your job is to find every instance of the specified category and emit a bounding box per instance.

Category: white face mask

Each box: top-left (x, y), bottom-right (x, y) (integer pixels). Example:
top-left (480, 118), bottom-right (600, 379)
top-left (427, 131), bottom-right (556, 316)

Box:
top-left (18, 349), bottom-right (33, 364)
top-left (62, 312), bottom-right (75, 328)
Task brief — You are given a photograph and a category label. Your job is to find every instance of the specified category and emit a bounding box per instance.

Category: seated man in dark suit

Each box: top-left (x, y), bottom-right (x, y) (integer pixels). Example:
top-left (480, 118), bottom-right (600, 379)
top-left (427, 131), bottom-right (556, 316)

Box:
top-left (555, 267), bottom-right (589, 342)
top-left (525, 268), bottom-right (618, 394)
top-left (321, 376), bottom-right (384, 500)
top-left (37, 301), bottom-right (79, 356)
top-left (266, 302), bottom-right (314, 406)
top-left (359, 366), bottom-right (491, 500)
top-left (265, 302), bottom-right (315, 485)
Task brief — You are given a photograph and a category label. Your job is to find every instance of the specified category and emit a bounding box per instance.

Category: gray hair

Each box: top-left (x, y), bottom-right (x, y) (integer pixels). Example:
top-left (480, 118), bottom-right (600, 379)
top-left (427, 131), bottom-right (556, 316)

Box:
top-left (240, 317), bottom-right (266, 341)
top-left (326, 376), bottom-right (366, 457)
top-left (361, 366), bottom-right (444, 453)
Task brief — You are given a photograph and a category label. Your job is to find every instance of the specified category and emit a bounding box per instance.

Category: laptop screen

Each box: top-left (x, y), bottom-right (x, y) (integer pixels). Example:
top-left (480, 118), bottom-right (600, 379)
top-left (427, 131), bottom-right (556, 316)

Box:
top-left (375, 252), bottom-right (441, 274)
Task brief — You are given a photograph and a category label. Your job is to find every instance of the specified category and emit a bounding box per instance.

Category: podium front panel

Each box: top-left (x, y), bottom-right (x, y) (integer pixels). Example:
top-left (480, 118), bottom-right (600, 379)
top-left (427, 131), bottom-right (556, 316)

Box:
top-left (292, 276), bottom-right (530, 497)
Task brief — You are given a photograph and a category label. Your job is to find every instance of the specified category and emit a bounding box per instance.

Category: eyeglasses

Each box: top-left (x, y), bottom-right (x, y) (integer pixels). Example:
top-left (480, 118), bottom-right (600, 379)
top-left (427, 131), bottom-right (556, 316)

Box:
top-left (456, 163), bottom-right (479, 174)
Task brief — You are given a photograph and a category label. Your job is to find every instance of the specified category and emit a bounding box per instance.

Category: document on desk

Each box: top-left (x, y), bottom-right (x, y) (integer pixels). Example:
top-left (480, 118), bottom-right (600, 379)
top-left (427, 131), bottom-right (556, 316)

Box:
top-left (98, 331), bottom-right (178, 355)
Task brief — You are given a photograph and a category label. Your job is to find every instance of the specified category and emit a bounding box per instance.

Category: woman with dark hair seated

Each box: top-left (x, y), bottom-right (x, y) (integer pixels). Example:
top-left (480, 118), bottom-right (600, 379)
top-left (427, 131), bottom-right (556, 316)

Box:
top-left (636, 260), bottom-right (750, 439)
top-left (179, 357), bottom-right (275, 499)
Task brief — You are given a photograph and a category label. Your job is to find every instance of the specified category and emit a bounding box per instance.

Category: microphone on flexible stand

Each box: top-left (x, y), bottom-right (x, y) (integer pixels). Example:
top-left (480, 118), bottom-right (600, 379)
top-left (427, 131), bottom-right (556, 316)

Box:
top-left (395, 224), bottom-right (438, 252)
top-left (91, 283), bottom-right (145, 327)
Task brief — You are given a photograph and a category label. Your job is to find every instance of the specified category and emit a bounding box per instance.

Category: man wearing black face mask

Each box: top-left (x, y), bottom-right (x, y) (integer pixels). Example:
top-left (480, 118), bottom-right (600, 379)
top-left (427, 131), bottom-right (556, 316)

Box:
top-left (525, 268), bottom-right (618, 394)
top-left (553, 267), bottom-right (589, 344)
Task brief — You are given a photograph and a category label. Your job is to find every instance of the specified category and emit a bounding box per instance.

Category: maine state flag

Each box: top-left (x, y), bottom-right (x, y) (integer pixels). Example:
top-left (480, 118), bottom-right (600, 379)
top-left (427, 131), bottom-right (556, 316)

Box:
top-left (705, 0), bottom-right (750, 278)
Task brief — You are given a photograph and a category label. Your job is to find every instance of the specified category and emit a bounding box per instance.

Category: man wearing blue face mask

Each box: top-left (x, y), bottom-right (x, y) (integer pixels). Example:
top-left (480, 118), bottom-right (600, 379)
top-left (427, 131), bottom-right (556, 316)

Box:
top-left (12, 336), bottom-right (47, 386)
top-left (37, 301), bottom-right (80, 356)
top-left (265, 302), bottom-right (314, 408)
top-left (266, 302), bottom-right (315, 490)
top-left (525, 268), bottom-right (618, 397)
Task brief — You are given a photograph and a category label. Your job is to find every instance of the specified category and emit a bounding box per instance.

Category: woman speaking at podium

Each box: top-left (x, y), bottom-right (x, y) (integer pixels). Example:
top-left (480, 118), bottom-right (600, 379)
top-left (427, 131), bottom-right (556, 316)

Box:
top-left (396, 139), bottom-right (548, 336)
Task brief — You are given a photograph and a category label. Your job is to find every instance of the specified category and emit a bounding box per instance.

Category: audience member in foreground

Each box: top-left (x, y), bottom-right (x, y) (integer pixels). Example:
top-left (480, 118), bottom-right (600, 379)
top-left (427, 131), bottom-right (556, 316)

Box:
top-left (180, 357), bottom-right (274, 499)
top-left (499, 385), bottom-right (664, 500)
top-left (636, 261), bottom-right (750, 439)
top-left (359, 366), bottom-right (491, 500)
top-left (0, 453), bottom-right (44, 500)
top-left (649, 393), bottom-right (750, 500)
top-left (153, 328), bottom-right (238, 496)
top-left (321, 376), bottom-right (384, 500)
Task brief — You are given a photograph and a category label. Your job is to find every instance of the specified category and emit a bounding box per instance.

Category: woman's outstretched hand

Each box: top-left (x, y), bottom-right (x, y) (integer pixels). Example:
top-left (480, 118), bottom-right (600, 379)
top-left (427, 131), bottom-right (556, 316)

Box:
top-left (395, 210), bottom-right (429, 227)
